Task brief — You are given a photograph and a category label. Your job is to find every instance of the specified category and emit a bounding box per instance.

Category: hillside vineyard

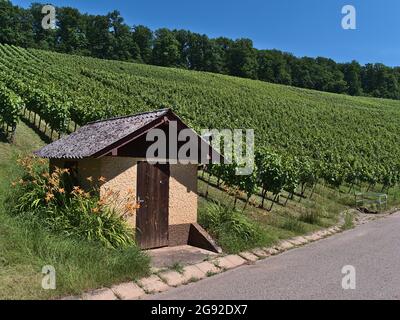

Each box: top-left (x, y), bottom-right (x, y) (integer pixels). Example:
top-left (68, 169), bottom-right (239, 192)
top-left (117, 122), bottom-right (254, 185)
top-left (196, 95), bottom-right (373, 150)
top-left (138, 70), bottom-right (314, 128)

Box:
top-left (1, 44), bottom-right (400, 198)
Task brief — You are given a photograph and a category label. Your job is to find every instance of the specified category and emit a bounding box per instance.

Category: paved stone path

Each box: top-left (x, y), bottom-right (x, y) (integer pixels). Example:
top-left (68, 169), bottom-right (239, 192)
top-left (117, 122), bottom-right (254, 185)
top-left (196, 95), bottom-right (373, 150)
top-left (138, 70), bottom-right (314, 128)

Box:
top-left (66, 221), bottom-right (348, 300)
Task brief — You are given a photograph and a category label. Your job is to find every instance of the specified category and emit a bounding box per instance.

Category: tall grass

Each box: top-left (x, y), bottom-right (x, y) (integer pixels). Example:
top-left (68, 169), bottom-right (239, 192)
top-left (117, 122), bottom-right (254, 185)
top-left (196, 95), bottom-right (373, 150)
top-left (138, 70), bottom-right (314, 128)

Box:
top-left (342, 211), bottom-right (355, 230)
top-left (280, 215), bottom-right (306, 233)
top-left (199, 202), bottom-right (278, 253)
top-left (0, 213), bottom-right (150, 299)
top-left (299, 210), bottom-right (321, 225)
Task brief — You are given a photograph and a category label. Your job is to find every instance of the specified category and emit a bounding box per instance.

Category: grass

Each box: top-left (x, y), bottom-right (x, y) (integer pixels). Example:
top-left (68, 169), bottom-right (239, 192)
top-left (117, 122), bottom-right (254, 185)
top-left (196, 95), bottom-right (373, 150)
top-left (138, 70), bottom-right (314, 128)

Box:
top-left (280, 215), bottom-right (306, 234)
top-left (342, 211), bottom-right (355, 230)
top-left (206, 271), bottom-right (217, 277)
top-left (298, 210), bottom-right (321, 225)
top-left (170, 262), bottom-right (184, 274)
top-left (199, 201), bottom-right (277, 253)
top-left (0, 123), bottom-right (150, 299)
top-left (198, 172), bottom-right (400, 253)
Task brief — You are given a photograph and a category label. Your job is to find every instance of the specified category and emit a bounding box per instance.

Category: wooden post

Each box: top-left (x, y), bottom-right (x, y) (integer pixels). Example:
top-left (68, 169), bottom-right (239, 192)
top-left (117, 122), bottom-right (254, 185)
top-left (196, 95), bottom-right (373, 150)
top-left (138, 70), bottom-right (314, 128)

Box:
top-left (310, 183), bottom-right (316, 199)
top-left (243, 195), bottom-right (251, 212)
top-left (10, 125), bottom-right (16, 144)
top-left (205, 171), bottom-right (212, 199)
top-left (260, 187), bottom-right (267, 208)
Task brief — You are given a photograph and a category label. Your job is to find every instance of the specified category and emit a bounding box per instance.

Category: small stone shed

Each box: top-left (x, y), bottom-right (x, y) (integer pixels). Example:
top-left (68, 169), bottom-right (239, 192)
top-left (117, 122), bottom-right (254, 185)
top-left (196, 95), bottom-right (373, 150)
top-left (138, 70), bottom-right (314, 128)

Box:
top-left (35, 109), bottom-right (221, 252)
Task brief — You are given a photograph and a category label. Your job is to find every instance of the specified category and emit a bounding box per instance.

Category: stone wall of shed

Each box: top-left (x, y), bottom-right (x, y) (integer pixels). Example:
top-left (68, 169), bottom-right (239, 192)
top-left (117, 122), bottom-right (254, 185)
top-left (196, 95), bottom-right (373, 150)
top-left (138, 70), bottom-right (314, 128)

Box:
top-left (99, 157), bottom-right (138, 229)
top-left (49, 159), bottom-right (66, 172)
top-left (78, 159), bottom-right (102, 190)
top-left (49, 158), bottom-right (136, 228)
top-left (168, 164), bottom-right (198, 246)
top-left (49, 158), bottom-right (101, 190)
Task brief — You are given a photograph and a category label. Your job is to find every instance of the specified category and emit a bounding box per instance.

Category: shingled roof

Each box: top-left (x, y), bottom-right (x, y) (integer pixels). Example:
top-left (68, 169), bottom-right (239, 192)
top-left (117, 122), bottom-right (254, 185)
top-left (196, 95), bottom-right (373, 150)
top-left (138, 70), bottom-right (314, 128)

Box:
top-left (35, 109), bottom-right (171, 159)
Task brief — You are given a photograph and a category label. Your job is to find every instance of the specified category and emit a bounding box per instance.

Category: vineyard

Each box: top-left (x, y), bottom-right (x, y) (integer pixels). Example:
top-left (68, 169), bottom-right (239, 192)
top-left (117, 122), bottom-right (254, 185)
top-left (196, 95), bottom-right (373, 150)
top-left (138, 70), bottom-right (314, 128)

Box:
top-left (1, 44), bottom-right (400, 207)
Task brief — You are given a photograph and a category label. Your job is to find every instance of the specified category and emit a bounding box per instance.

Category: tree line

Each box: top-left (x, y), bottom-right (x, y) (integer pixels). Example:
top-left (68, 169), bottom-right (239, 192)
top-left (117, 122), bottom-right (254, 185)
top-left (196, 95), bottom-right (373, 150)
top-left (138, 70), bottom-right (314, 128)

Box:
top-left (2, 0), bottom-right (400, 100)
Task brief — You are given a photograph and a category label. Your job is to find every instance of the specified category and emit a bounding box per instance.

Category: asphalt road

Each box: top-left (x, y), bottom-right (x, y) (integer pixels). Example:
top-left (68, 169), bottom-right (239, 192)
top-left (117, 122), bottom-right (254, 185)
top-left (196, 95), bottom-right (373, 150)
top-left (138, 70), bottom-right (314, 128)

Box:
top-left (151, 212), bottom-right (400, 300)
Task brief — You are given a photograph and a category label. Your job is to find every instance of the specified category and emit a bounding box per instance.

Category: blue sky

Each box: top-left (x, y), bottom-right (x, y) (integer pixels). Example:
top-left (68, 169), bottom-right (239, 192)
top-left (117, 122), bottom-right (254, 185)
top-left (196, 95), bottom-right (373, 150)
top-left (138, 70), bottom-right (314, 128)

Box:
top-left (12, 0), bottom-right (400, 66)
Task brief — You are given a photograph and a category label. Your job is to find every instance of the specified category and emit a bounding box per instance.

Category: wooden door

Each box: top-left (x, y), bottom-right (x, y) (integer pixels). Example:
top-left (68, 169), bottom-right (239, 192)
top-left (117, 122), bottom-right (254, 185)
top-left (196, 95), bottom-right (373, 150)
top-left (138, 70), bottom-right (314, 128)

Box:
top-left (136, 162), bottom-right (170, 249)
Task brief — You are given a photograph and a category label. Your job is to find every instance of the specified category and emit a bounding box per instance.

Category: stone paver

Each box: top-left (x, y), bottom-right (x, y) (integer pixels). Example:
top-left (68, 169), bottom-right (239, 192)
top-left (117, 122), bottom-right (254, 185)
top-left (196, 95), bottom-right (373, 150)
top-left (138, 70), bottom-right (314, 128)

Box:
top-left (194, 261), bottom-right (222, 274)
top-left (275, 240), bottom-right (295, 251)
top-left (148, 245), bottom-right (218, 269)
top-left (111, 282), bottom-right (146, 300)
top-left (239, 251), bottom-right (259, 262)
top-left (214, 255), bottom-right (246, 270)
top-left (150, 267), bottom-right (162, 274)
top-left (252, 248), bottom-right (269, 258)
top-left (313, 231), bottom-right (324, 238)
top-left (226, 255), bottom-right (247, 267)
top-left (288, 236), bottom-right (308, 246)
top-left (137, 275), bottom-right (170, 293)
top-left (304, 233), bottom-right (321, 241)
top-left (82, 288), bottom-right (117, 300)
top-left (317, 230), bottom-right (331, 237)
top-left (328, 227), bottom-right (340, 233)
top-left (182, 265), bottom-right (206, 282)
top-left (213, 257), bottom-right (233, 270)
top-left (263, 247), bottom-right (279, 255)
top-left (158, 270), bottom-right (186, 287)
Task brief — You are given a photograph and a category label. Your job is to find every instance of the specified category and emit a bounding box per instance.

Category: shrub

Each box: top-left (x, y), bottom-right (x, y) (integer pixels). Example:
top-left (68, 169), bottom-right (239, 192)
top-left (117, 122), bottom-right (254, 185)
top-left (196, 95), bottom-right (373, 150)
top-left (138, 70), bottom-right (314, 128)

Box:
top-left (342, 211), bottom-right (354, 230)
top-left (9, 156), bottom-right (137, 249)
top-left (299, 209), bottom-right (321, 225)
top-left (280, 215), bottom-right (306, 233)
top-left (199, 202), bottom-right (276, 253)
